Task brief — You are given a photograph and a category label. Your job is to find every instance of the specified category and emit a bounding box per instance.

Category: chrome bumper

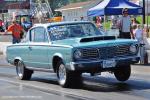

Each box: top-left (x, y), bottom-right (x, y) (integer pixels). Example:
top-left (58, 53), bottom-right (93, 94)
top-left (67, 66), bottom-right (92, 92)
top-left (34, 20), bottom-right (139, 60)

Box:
top-left (67, 56), bottom-right (140, 72)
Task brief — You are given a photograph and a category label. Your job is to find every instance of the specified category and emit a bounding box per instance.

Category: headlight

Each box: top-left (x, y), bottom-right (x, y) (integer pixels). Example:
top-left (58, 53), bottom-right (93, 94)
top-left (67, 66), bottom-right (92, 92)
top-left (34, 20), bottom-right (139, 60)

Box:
top-left (74, 49), bottom-right (82, 59)
top-left (130, 45), bottom-right (137, 54)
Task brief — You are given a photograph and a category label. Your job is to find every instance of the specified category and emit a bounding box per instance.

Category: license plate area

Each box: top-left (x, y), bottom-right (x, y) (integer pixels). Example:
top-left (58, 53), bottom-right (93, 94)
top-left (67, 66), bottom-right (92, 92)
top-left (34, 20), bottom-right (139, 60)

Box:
top-left (103, 59), bottom-right (116, 68)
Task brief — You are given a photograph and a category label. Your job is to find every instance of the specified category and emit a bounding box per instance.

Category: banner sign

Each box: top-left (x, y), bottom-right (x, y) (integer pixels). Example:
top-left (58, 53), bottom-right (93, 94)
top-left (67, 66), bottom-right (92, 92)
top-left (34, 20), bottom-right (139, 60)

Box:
top-left (0, 0), bottom-right (30, 9)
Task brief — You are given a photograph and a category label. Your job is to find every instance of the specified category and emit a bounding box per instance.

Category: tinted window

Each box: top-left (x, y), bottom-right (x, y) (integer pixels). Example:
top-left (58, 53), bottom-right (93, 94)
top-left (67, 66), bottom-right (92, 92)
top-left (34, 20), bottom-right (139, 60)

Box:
top-left (32, 27), bottom-right (48, 42)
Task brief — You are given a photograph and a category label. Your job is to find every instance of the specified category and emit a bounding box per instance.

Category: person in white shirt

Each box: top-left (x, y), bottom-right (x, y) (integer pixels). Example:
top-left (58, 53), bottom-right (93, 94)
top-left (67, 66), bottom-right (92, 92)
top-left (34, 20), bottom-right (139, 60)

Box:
top-left (118, 8), bottom-right (134, 39)
top-left (134, 24), bottom-right (143, 43)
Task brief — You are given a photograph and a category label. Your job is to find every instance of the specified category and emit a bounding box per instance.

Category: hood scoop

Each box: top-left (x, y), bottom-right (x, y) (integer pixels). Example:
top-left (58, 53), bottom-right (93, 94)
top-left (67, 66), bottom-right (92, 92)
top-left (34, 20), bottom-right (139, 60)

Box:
top-left (80, 36), bottom-right (116, 43)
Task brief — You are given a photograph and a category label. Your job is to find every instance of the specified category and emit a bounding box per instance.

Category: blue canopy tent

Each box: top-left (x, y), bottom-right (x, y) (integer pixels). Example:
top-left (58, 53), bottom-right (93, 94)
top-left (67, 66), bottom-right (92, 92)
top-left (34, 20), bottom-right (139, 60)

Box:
top-left (88, 0), bottom-right (146, 64)
top-left (88, 0), bottom-right (143, 16)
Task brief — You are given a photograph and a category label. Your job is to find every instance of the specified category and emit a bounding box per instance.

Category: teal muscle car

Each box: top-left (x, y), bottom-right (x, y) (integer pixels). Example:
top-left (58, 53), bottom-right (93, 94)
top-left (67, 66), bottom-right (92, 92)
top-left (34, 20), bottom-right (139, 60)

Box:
top-left (6, 21), bottom-right (139, 87)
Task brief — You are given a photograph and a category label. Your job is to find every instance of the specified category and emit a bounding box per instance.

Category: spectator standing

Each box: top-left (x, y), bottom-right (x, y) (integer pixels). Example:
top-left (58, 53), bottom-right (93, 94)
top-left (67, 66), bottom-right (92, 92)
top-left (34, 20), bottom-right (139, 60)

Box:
top-left (21, 18), bottom-right (27, 31)
top-left (80, 16), bottom-right (85, 21)
top-left (131, 17), bottom-right (140, 33)
top-left (6, 20), bottom-right (24, 44)
top-left (62, 16), bottom-right (66, 21)
top-left (133, 24), bottom-right (143, 43)
top-left (96, 16), bottom-right (102, 27)
top-left (96, 16), bottom-right (104, 30)
top-left (131, 18), bottom-right (140, 26)
top-left (118, 8), bottom-right (134, 39)
top-left (21, 18), bottom-right (32, 32)
top-left (0, 19), bottom-right (4, 32)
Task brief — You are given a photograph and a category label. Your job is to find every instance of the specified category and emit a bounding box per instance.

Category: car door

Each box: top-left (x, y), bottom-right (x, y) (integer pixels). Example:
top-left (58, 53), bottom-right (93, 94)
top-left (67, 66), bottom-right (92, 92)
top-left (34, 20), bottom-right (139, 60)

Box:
top-left (28, 27), bottom-right (50, 69)
top-left (20, 31), bottom-right (32, 66)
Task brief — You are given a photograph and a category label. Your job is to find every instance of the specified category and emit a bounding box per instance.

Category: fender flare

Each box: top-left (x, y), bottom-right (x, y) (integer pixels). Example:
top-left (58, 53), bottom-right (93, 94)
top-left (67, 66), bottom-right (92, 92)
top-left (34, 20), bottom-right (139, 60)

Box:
top-left (13, 57), bottom-right (22, 65)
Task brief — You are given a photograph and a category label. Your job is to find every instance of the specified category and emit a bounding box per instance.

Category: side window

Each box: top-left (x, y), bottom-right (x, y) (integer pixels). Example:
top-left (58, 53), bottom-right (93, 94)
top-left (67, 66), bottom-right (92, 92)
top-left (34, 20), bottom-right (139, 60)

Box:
top-left (24, 29), bottom-right (34, 42)
top-left (30, 29), bottom-right (35, 41)
top-left (33, 27), bottom-right (49, 42)
top-left (24, 31), bottom-right (30, 42)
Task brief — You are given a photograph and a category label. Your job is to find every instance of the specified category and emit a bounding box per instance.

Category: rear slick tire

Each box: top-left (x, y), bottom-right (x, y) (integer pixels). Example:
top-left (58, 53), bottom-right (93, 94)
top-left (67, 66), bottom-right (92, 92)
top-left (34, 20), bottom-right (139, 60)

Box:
top-left (16, 61), bottom-right (33, 80)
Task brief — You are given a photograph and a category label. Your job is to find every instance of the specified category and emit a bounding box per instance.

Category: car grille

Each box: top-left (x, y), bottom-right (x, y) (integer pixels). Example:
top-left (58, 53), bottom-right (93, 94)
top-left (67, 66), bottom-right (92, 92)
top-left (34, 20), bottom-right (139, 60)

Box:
top-left (99, 45), bottom-right (131, 59)
top-left (116, 45), bottom-right (130, 55)
top-left (81, 45), bottom-right (133, 59)
top-left (81, 48), bottom-right (99, 59)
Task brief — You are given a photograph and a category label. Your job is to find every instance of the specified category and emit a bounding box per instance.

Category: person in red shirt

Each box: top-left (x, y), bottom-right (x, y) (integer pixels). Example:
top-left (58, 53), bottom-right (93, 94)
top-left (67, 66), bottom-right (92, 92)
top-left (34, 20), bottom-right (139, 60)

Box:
top-left (6, 20), bottom-right (24, 44)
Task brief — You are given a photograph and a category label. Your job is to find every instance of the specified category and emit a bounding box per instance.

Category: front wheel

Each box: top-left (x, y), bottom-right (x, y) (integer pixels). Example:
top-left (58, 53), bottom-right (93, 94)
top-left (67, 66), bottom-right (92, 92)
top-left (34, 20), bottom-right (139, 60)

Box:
top-left (114, 65), bottom-right (131, 82)
top-left (56, 61), bottom-right (82, 88)
top-left (16, 61), bottom-right (33, 80)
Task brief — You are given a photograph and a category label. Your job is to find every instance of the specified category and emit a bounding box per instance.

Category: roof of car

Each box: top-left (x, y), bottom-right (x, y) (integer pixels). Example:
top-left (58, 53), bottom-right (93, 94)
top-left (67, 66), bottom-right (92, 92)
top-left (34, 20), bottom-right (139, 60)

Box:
top-left (33, 21), bottom-right (92, 28)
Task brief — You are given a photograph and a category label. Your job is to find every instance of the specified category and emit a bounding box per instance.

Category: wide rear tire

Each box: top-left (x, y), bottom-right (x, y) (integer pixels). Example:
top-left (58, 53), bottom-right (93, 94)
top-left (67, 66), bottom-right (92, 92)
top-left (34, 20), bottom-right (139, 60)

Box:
top-left (114, 65), bottom-right (131, 82)
top-left (16, 61), bottom-right (33, 80)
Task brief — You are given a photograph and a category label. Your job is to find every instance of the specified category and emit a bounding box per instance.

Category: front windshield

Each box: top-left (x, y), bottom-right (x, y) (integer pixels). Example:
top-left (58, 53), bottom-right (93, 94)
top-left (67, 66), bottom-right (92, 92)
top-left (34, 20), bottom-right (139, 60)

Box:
top-left (48, 23), bottom-right (102, 41)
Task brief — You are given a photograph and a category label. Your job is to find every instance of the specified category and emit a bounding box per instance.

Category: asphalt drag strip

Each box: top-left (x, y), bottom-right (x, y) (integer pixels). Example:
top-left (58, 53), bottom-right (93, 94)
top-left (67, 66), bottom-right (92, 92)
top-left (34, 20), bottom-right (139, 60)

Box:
top-left (0, 76), bottom-right (97, 100)
top-left (0, 65), bottom-right (150, 100)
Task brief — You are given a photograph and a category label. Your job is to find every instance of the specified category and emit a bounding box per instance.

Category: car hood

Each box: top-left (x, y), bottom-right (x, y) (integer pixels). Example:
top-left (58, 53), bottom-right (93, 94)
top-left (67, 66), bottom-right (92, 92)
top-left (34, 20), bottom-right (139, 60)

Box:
top-left (51, 36), bottom-right (138, 48)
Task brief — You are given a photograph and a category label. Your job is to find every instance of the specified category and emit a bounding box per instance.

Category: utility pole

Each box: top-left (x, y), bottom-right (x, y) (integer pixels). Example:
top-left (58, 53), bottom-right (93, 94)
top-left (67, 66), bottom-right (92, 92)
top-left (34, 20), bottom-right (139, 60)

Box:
top-left (143, 0), bottom-right (145, 24)
top-left (140, 0), bottom-right (146, 64)
top-left (146, 0), bottom-right (149, 33)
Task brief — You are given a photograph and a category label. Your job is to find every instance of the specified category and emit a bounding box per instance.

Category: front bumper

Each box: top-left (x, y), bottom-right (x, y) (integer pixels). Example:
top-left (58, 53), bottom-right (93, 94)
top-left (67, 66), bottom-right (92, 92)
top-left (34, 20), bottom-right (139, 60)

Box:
top-left (67, 56), bottom-right (140, 72)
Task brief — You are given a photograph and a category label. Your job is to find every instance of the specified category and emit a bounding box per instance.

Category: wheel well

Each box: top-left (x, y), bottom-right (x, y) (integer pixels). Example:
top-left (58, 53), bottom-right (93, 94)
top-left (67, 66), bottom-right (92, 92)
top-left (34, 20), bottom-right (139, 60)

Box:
top-left (14, 59), bottom-right (20, 66)
top-left (52, 56), bottom-right (62, 72)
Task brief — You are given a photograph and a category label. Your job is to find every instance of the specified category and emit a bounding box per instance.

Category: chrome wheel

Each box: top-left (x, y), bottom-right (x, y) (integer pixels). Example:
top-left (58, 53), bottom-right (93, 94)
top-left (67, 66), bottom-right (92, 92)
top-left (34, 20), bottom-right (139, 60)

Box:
top-left (16, 60), bottom-right (33, 80)
top-left (16, 61), bottom-right (24, 79)
top-left (56, 60), bottom-right (82, 88)
top-left (58, 64), bottom-right (67, 85)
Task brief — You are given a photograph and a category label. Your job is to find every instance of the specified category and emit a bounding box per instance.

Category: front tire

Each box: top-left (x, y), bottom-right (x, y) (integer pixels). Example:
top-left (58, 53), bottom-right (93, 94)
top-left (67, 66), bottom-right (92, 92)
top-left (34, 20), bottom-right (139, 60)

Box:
top-left (56, 60), bottom-right (82, 88)
top-left (16, 61), bottom-right (33, 80)
top-left (114, 65), bottom-right (131, 82)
